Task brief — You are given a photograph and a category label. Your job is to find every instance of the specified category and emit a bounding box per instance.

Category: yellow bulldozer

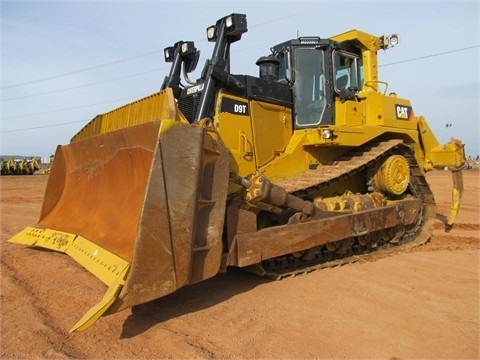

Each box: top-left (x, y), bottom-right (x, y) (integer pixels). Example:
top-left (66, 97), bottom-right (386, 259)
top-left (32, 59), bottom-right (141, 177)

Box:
top-left (26, 157), bottom-right (40, 175)
top-left (1, 157), bottom-right (16, 175)
top-left (9, 14), bottom-right (465, 332)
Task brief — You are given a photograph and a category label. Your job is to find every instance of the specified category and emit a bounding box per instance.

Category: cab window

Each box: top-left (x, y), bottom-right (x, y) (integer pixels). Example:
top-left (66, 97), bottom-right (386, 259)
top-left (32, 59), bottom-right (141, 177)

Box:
top-left (333, 51), bottom-right (362, 93)
top-left (293, 48), bottom-right (326, 127)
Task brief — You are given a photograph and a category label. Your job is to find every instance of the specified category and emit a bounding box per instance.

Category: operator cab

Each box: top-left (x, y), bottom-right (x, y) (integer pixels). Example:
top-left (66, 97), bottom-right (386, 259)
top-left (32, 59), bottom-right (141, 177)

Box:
top-left (267, 37), bottom-right (363, 129)
top-left (173, 14), bottom-right (364, 130)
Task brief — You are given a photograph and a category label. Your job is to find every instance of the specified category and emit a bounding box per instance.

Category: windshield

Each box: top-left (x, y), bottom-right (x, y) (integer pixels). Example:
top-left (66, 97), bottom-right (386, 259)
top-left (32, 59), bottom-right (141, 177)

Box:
top-left (293, 48), bottom-right (326, 127)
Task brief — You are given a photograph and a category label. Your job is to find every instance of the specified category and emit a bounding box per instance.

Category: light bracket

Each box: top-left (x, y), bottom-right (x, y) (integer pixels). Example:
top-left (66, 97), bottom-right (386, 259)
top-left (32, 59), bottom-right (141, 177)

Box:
top-left (379, 33), bottom-right (400, 50)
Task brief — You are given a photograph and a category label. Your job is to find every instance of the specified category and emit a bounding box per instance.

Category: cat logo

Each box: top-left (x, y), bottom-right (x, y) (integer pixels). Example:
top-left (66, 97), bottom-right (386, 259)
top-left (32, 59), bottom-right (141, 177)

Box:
top-left (186, 83), bottom-right (204, 95)
top-left (395, 104), bottom-right (413, 121)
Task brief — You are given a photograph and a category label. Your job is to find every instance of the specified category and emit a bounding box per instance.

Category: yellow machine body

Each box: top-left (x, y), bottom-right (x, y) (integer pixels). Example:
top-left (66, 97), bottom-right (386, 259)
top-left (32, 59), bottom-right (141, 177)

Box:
top-left (9, 15), bottom-right (465, 332)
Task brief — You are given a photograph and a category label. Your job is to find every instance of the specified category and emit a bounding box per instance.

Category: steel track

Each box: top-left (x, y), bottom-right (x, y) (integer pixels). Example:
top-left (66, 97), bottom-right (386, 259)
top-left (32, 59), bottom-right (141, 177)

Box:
top-left (250, 139), bottom-right (436, 279)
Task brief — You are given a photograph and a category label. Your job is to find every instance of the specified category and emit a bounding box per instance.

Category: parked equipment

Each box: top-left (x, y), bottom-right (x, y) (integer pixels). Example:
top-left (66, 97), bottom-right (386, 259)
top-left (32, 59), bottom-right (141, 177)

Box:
top-left (9, 14), bottom-right (465, 332)
top-left (1, 157), bottom-right (16, 175)
top-left (26, 157), bottom-right (40, 175)
top-left (1, 156), bottom-right (39, 175)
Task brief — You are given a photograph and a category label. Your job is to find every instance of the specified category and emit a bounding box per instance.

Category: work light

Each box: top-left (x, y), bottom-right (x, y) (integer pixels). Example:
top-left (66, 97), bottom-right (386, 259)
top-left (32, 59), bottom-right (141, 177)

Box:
top-left (164, 46), bottom-right (174, 62)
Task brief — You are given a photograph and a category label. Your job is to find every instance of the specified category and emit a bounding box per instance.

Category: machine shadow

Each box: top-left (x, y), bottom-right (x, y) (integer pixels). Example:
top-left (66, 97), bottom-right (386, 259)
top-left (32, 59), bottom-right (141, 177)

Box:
top-left (119, 267), bottom-right (270, 338)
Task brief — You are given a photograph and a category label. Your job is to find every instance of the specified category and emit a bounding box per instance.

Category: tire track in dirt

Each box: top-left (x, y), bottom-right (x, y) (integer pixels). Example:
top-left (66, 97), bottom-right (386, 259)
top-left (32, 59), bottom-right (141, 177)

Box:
top-left (1, 251), bottom-right (87, 359)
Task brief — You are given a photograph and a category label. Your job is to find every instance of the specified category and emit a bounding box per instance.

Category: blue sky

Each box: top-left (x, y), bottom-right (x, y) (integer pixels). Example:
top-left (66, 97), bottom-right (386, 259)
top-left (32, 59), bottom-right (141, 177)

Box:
top-left (1, 1), bottom-right (479, 157)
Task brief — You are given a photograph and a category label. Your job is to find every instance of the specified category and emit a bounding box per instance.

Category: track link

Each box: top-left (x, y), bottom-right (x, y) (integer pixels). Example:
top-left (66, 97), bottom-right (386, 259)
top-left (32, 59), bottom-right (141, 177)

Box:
top-left (253, 140), bottom-right (436, 279)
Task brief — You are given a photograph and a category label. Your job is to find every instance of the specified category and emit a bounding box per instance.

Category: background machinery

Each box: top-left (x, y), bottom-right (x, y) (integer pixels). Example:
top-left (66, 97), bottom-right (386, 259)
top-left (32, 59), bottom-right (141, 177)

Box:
top-left (1, 157), bottom-right (16, 175)
top-left (1, 156), bottom-right (39, 175)
top-left (9, 14), bottom-right (465, 332)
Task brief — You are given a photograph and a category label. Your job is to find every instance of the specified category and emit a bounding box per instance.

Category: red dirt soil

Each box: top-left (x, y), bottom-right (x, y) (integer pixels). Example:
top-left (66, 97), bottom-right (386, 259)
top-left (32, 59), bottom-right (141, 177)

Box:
top-left (1, 170), bottom-right (479, 359)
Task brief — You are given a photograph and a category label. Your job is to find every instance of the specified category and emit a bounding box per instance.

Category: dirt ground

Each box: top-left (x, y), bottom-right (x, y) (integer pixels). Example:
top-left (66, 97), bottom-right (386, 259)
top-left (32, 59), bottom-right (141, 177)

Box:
top-left (1, 170), bottom-right (479, 359)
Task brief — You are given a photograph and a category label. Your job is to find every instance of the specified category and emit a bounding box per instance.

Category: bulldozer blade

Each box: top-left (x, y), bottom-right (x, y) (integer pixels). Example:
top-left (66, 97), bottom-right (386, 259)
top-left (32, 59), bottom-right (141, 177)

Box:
top-left (9, 119), bottom-right (229, 331)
